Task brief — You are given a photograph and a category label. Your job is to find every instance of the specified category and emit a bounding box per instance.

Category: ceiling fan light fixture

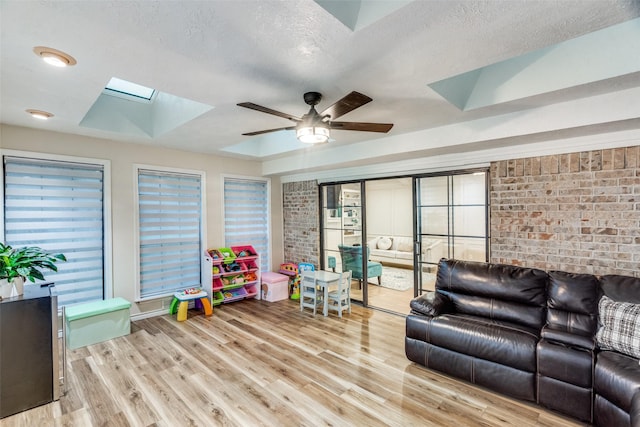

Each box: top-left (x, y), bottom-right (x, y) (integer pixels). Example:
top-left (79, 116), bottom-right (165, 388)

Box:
top-left (296, 125), bottom-right (330, 143)
top-left (33, 46), bottom-right (77, 67)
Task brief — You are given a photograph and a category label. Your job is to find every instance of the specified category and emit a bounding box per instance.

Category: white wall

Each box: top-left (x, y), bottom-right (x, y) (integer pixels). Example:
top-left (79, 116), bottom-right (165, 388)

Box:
top-left (365, 178), bottom-right (412, 237)
top-left (0, 124), bottom-right (283, 317)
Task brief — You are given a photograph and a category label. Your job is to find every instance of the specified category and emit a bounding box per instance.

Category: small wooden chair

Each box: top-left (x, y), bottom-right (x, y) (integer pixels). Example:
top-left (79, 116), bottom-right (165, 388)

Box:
top-left (299, 271), bottom-right (323, 315)
top-left (327, 271), bottom-right (352, 318)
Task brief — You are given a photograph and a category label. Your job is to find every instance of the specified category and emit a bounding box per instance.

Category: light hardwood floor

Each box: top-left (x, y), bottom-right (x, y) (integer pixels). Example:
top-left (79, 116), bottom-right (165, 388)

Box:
top-left (2, 299), bottom-right (584, 426)
top-left (351, 282), bottom-right (415, 313)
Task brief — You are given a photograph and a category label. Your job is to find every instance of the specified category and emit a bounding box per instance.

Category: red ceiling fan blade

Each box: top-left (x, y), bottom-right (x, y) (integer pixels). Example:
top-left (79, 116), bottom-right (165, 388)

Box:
top-left (330, 121), bottom-right (393, 133)
top-left (237, 102), bottom-right (301, 122)
top-left (320, 91), bottom-right (372, 120)
top-left (242, 126), bottom-right (296, 136)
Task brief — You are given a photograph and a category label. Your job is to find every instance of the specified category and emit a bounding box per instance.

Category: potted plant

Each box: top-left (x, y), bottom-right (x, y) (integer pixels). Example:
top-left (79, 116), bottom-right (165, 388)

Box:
top-left (0, 243), bottom-right (66, 299)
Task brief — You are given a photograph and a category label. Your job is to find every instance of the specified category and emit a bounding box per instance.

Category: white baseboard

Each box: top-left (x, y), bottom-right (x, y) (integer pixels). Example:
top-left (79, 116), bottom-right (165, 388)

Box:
top-left (130, 308), bottom-right (167, 321)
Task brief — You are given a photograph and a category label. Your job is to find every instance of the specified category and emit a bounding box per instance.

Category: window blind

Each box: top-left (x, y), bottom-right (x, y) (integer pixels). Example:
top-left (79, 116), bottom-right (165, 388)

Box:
top-left (138, 169), bottom-right (203, 299)
top-left (3, 156), bottom-right (105, 306)
top-left (223, 178), bottom-right (269, 272)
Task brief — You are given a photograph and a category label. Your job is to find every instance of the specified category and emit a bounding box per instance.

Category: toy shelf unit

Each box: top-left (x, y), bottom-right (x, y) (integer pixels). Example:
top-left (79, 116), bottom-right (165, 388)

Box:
top-left (206, 245), bottom-right (260, 305)
top-left (341, 188), bottom-right (361, 245)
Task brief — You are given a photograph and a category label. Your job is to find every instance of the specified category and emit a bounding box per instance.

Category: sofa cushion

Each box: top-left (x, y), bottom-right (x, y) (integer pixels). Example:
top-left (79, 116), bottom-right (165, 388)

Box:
top-left (377, 236), bottom-right (392, 250)
top-left (600, 275), bottom-right (640, 304)
top-left (395, 250), bottom-right (413, 261)
top-left (446, 291), bottom-right (546, 330)
top-left (436, 259), bottom-right (548, 304)
top-left (547, 270), bottom-right (599, 337)
top-left (435, 259), bottom-right (548, 330)
top-left (426, 313), bottom-right (539, 372)
top-left (596, 295), bottom-right (640, 359)
top-left (370, 248), bottom-right (392, 258)
top-left (595, 350), bottom-right (640, 412)
top-left (395, 237), bottom-right (413, 253)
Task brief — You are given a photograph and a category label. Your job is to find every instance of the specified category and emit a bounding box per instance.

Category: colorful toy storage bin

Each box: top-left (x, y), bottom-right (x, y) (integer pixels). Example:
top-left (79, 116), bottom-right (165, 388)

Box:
top-left (65, 297), bottom-right (131, 349)
top-left (208, 245), bottom-right (259, 305)
top-left (217, 247), bottom-right (236, 263)
top-left (261, 271), bottom-right (289, 302)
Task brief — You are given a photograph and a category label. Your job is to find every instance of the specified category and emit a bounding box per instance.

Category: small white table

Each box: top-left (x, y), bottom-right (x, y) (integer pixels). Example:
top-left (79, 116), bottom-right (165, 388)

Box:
top-left (312, 270), bottom-right (341, 316)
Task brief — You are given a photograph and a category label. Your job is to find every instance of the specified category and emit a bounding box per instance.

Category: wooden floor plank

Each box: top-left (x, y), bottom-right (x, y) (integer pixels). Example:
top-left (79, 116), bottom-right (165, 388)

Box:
top-left (1, 299), bottom-right (585, 427)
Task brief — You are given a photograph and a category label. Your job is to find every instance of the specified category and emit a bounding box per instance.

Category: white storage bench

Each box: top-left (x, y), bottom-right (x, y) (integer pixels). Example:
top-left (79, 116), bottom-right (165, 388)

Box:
top-left (65, 297), bottom-right (131, 349)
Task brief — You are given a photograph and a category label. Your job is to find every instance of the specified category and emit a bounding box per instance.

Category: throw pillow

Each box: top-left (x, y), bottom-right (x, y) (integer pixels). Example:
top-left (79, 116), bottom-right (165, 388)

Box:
top-left (396, 238), bottom-right (413, 253)
top-left (596, 295), bottom-right (640, 359)
top-left (377, 236), bottom-right (393, 250)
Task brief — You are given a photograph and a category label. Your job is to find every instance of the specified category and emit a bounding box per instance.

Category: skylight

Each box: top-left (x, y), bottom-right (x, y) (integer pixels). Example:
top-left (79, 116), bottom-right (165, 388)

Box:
top-left (81, 77), bottom-right (214, 138)
top-left (104, 77), bottom-right (155, 101)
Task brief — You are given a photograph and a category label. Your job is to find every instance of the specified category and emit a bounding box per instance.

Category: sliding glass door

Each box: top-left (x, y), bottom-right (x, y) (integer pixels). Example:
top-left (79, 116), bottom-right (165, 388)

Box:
top-left (321, 182), bottom-right (364, 304)
top-left (320, 170), bottom-right (488, 311)
top-left (415, 171), bottom-right (488, 294)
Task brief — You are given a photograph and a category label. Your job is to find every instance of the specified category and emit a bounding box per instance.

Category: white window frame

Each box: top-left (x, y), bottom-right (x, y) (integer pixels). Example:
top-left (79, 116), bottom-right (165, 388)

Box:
top-left (0, 149), bottom-right (113, 301)
top-left (134, 164), bottom-right (207, 302)
top-left (221, 174), bottom-right (271, 272)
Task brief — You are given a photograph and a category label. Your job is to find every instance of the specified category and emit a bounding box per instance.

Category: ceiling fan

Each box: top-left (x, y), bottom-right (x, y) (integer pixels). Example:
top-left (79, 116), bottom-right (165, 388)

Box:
top-left (237, 91), bottom-right (393, 144)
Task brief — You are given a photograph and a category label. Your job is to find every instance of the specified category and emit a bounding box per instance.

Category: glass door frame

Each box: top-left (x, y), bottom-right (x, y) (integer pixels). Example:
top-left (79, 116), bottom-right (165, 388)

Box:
top-left (320, 180), bottom-right (370, 305)
top-left (320, 167), bottom-right (489, 307)
top-left (413, 168), bottom-right (490, 295)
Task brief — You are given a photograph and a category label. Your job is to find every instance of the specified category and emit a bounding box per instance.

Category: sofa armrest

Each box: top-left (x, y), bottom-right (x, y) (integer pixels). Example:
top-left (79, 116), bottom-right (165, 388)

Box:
top-left (632, 390), bottom-right (640, 427)
top-left (541, 325), bottom-right (597, 351)
top-left (410, 291), bottom-right (453, 317)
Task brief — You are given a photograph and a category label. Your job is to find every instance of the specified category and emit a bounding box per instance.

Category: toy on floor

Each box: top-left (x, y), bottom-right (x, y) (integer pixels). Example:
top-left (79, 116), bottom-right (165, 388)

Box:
top-left (169, 288), bottom-right (212, 321)
top-left (279, 262), bottom-right (300, 300)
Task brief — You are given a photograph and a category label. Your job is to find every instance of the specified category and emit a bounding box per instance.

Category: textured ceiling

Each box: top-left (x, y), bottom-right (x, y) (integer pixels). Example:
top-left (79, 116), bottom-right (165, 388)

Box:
top-left (1, 0), bottom-right (639, 176)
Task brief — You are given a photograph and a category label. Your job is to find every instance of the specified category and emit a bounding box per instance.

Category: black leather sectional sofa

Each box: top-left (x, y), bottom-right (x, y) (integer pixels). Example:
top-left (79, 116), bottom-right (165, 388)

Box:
top-left (405, 258), bottom-right (640, 426)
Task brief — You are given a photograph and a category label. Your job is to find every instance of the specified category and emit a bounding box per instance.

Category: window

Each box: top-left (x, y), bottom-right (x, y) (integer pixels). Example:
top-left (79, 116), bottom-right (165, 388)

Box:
top-left (136, 167), bottom-right (205, 300)
top-left (2, 155), bottom-right (109, 306)
top-left (223, 177), bottom-right (270, 272)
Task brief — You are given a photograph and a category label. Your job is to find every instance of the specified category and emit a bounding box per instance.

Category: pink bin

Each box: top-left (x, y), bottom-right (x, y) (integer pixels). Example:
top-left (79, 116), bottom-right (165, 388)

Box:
top-left (261, 271), bottom-right (289, 302)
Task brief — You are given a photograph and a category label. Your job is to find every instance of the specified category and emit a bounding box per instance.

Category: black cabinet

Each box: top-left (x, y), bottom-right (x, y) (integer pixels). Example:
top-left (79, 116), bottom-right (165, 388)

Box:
top-left (0, 284), bottom-right (60, 419)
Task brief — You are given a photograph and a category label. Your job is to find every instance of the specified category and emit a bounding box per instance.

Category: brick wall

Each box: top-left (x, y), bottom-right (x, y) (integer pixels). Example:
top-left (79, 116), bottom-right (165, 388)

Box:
top-left (282, 180), bottom-right (320, 266)
top-left (282, 146), bottom-right (640, 277)
top-left (491, 146), bottom-right (640, 277)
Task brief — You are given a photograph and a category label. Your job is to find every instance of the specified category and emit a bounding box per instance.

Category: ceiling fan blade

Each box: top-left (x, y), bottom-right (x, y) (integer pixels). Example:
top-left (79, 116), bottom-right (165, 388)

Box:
top-left (242, 126), bottom-right (296, 136)
top-left (237, 102), bottom-right (301, 122)
top-left (320, 91), bottom-right (372, 120)
top-left (330, 121), bottom-right (393, 133)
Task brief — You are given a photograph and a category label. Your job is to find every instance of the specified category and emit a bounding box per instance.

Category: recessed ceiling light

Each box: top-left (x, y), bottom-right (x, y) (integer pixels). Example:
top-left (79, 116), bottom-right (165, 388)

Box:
top-left (26, 109), bottom-right (54, 120)
top-left (33, 46), bottom-right (77, 67)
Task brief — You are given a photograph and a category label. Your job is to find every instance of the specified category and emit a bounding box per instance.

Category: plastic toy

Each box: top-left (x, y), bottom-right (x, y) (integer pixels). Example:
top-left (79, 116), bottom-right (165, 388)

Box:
top-left (293, 262), bottom-right (315, 300)
top-left (223, 262), bottom-right (242, 272)
top-left (280, 262), bottom-right (297, 274)
top-left (279, 263), bottom-right (300, 299)
top-left (290, 275), bottom-right (301, 300)
top-left (169, 288), bottom-right (212, 321)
